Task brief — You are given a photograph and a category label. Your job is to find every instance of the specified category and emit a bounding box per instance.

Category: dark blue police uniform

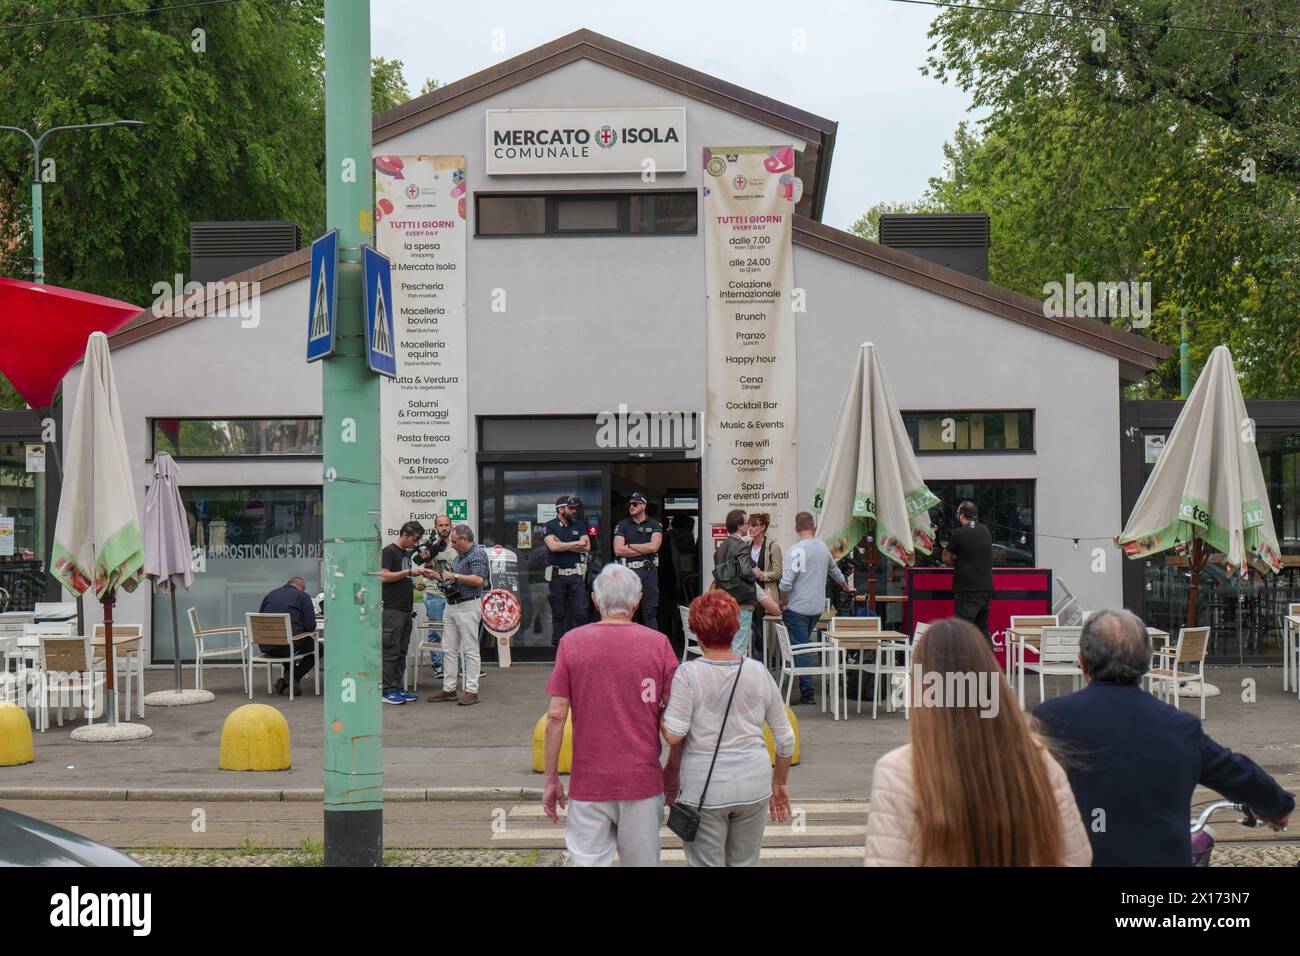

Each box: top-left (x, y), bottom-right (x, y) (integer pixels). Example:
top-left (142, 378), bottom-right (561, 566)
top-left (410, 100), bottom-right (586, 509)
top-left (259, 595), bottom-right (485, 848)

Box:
top-left (614, 515), bottom-right (663, 630)
top-left (543, 514), bottom-right (588, 645)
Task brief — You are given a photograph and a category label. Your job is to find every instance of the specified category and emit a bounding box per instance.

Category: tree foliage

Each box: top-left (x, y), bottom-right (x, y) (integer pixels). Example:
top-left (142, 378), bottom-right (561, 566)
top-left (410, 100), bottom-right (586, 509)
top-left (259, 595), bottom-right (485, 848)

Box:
top-left (880, 0), bottom-right (1300, 397)
top-left (0, 0), bottom-right (421, 408)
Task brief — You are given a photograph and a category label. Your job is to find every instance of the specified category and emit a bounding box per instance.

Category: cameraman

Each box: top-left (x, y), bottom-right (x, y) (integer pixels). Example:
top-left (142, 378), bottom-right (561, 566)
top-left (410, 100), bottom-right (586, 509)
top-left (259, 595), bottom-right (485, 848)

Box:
top-left (416, 514), bottom-right (455, 679)
top-left (425, 525), bottom-right (490, 707)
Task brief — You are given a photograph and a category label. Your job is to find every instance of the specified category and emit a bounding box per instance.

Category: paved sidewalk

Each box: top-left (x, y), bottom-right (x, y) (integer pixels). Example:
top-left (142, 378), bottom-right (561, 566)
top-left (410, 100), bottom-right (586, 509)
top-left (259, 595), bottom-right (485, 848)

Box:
top-left (1, 663), bottom-right (1297, 801)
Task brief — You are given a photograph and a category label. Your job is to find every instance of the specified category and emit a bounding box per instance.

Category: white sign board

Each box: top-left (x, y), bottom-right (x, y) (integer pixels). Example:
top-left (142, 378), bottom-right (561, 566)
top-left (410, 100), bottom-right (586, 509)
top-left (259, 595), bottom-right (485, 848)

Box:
top-left (25, 444), bottom-right (44, 473)
top-left (375, 155), bottom-right (470, 538)
top-left (486, 108), bottom-right (687, 175)
top-left (1144, 434), bottom-right (1165, 464)
top-left (0, 517), bottom-right (13, 557)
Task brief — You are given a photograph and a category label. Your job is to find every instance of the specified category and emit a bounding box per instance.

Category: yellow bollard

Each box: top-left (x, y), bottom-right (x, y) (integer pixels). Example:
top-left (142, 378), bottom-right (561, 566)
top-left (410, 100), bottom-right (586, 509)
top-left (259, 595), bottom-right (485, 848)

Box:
top-left (531, 712), bottom-right (573, 774)
top-left (219, 704), bottom-right (291, 771)
top-left (764, 705), bottom-right (800, 766)
top-left (0, 704), bottom-right (34, 767)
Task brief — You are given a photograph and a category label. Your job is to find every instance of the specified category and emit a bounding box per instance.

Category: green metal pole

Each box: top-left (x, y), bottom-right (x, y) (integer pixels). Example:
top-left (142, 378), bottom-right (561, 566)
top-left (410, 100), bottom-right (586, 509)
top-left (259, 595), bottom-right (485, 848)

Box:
top-left (30, 181), bottom-right (43, 283)
top-left (323, 0), bottom-right (383, 867)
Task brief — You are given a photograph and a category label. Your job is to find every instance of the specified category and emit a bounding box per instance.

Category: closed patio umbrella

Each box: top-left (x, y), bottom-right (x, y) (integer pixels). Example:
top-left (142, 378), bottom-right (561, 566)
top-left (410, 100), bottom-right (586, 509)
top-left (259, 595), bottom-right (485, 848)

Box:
top-left (51, 332), bottom-right (151, 741)
top-left (812, 342), bottom-right (940, 610)
top-left (1117, 345), bottom-right (1282, 627)
top-left (142, 453), bottom-right (212, 706)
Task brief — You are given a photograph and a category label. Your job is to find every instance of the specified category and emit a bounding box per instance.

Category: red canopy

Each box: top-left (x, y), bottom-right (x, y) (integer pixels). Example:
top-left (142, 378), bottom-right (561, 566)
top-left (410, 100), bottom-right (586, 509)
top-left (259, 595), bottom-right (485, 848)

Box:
top-left (0, 277), bottom-right (141, 408)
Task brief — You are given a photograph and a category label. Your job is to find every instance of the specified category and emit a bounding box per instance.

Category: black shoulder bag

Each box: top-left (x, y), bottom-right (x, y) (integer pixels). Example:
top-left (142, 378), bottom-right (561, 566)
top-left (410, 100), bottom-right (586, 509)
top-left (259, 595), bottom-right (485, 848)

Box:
top-left (666, 659), bottom-right (745, 842)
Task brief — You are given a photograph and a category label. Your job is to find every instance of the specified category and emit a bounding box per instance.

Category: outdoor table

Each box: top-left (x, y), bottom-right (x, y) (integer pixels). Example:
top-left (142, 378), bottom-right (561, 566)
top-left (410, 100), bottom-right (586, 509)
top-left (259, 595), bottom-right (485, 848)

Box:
top-left (1007, 625), bottom-right (1169, 710)
top-left (827, 630), bottom-right (908, 721)
top-left (1284, 615), bottom-right (1300, 695)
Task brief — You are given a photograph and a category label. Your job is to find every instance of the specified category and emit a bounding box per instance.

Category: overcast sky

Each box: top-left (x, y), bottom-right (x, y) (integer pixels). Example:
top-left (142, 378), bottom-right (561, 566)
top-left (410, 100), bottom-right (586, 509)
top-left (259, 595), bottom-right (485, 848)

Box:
top-left (370, 0), bottom-right (979, 230)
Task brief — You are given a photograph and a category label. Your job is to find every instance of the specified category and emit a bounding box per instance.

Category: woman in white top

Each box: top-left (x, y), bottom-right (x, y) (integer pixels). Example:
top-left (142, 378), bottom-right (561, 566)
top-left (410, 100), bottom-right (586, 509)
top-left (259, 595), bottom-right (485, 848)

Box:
top-left (662, 590), bottom-right (796, 866)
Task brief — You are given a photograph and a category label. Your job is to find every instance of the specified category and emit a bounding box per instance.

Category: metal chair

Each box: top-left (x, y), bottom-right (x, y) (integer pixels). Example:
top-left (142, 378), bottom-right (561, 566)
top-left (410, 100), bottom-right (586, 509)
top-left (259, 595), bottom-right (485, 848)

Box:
top-left (245, 612), bottom-right (318, 700)
top-left (1148, 626), bottom-right (1212, 719)
top-left (1020, 625), bottom-right (1084, 705)
top-left (187, 607), bottom-right (250, 693)
top-left (33, 632), bottom-right (104, 732)
top-left (92, 623), bottom-right (144, 721)
top-left (774, 622), bottom-right (839, 715)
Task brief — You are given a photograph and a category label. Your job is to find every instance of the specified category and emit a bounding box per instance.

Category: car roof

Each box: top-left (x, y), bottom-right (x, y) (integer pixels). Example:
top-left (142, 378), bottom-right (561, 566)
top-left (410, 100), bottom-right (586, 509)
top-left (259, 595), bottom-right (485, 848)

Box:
top-left (0, 806), bottom-right (140, 867)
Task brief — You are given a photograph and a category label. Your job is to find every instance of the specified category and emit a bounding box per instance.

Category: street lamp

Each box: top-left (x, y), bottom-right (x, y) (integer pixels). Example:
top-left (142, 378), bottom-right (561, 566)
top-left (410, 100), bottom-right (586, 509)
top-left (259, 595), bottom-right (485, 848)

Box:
top-left (0, 119), bottom-right (145, 283)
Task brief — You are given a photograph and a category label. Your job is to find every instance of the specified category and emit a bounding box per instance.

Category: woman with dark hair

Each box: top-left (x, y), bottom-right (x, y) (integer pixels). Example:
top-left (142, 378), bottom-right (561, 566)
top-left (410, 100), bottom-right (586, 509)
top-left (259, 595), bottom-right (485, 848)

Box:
top-left (747, 513), bottom-right (782, 659)
top-left (662, 590), bottom-right (795, 866)
top-left (863, 618), bottom-right (1091, 866)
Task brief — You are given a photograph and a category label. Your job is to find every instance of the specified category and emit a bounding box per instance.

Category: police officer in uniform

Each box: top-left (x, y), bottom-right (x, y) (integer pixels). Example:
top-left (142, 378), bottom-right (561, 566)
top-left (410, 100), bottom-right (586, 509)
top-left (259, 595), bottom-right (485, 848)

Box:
top-left (613, 492), bottom-right (664, 631)
top-left (543, 495), bottom-right (590, 646)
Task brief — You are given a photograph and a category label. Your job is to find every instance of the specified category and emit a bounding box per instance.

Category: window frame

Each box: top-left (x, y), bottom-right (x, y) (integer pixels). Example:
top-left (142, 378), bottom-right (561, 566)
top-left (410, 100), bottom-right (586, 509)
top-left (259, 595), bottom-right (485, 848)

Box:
top-left (149, 417), bottom-right (324, 461)
top-left (474, 189), bottom-right (698, 238)
top-left (901, 409), bottom-right (1036, 455)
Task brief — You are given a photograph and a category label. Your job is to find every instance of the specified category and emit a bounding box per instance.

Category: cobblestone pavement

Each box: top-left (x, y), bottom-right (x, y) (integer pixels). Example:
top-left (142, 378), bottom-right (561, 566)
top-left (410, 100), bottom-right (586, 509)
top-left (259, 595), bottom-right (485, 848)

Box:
top-left (129, 843), bottom-right (1298, 867)
top-left (128, 846), bottom-right (570, 867)
top-left (1208, 842), bottom-right (1300, 867)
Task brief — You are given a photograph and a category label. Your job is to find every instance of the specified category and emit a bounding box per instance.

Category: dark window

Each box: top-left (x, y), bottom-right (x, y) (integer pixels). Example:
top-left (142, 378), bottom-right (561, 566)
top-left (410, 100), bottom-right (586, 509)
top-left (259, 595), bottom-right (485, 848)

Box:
top-left (927, 480), bottom-right (1036, 566)
top-left (152, 418), bottom-right (322, 459)
top-left (477, 196), bottom-right (545, 235)
top-left (902, 411), bottom-right (1034, 453)
top-left (476, 191), bottom-right (697, 237)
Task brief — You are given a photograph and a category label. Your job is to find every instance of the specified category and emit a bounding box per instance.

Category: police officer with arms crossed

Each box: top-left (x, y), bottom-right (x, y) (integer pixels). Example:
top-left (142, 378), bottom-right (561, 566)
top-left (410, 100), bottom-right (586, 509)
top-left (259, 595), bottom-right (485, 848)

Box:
top-left (544, 495), bottom-right (590, 646)
top-left (613, 492), bottom-right (664, 631)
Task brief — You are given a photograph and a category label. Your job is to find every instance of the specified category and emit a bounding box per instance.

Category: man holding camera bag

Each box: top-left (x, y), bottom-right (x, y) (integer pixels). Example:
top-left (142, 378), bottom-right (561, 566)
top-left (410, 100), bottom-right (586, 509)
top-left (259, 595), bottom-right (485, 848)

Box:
top-left (425, 525), bottom-right (490, 706)
top-left (712, 509), bottom-right (760, 656)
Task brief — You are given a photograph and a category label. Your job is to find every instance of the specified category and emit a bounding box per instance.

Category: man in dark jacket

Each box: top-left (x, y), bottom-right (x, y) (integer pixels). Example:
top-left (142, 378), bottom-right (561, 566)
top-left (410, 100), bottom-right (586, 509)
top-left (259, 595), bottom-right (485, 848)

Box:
top-left (942, 500), bottom-right (994, 644)
top-left (257, 576), bottom-right (318, 696)
top-left (712, 509), bottom-right (758, 655)
top-left (1035, 609), bottom-right (1294, 867)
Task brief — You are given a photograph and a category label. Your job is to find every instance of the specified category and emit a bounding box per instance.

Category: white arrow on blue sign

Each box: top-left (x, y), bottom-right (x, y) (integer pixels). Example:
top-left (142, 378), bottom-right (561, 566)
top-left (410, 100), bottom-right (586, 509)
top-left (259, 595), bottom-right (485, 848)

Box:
top-left (306, 229), bottom-right (339, 362)
top-left (363, 245), bottom-right (397, 378)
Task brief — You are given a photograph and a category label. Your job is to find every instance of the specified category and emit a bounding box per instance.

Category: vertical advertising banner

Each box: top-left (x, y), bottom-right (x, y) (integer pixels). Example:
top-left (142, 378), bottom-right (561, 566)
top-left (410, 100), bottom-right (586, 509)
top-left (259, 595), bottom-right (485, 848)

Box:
top-left (703, 146), bottom-right (799, 542)
top-left (375, 155), bottom-right (469, 537)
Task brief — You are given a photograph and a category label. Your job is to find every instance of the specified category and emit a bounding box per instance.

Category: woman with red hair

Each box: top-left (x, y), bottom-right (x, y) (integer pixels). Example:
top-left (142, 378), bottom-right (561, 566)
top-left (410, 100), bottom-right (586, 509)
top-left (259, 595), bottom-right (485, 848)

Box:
top-left (661, 590), bottom-right (795, 866)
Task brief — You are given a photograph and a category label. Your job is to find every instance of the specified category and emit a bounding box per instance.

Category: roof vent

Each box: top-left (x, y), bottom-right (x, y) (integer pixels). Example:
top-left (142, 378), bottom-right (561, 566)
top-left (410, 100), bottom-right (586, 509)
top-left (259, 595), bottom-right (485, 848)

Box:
top-left (878, 213), bottom-right (989, 281)
top-left (189, 221), bottom-right (302, 283)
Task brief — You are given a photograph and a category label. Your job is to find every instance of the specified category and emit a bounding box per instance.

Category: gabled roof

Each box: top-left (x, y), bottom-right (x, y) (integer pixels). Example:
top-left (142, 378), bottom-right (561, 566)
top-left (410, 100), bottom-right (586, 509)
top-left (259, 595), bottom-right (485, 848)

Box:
top-left (373, 28), bottom-right (838, 221)
top-left (109, 216), bottom-right (1171, 379)
top-left (793, 218), bottom-right (1170, 381)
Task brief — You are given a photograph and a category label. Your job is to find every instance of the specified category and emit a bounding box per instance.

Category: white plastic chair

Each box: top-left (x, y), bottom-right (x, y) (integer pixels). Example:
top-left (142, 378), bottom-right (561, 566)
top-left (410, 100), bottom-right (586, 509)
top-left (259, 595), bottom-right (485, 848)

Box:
top-left (774, 622), bottom-right (839, 714)
top-left (1148, 625), bottom-right (1211, 719)
top-left (33, 632), bottom-right (104, 732)
top-left (92, 624), bottom-right (144, 721)
top-left (1009, 614), bottom-right (1059, 709)
top-left (245, 612), bottom-right (318, 700)
top-left (678, 605), bottom-right (704, 663)
top-left (188, 607), bottom-right (251, 693)
top-left (1284, 602), bottom-right (1300, 695)
top-left (1020, 625), bottom-right (1083, 705)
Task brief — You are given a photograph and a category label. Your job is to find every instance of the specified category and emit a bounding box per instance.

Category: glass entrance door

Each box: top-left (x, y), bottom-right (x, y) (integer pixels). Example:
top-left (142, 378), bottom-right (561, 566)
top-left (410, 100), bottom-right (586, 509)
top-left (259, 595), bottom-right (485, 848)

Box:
top-left (479, 465), bottom-right (605, 656)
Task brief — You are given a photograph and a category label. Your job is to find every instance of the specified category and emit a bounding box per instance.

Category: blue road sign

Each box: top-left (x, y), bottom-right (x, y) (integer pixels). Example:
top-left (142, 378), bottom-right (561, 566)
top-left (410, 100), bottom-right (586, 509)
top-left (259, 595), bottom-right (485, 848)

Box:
top-left (306, 229), bottom-right (339, 362)
top-left (363, 245), bottom-right (397, 378)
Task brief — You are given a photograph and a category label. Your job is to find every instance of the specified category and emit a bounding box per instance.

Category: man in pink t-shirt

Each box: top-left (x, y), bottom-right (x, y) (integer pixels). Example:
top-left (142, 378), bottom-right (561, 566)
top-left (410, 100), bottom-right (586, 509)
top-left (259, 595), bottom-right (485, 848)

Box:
top-left (543, 564), bottom-right (679, 866)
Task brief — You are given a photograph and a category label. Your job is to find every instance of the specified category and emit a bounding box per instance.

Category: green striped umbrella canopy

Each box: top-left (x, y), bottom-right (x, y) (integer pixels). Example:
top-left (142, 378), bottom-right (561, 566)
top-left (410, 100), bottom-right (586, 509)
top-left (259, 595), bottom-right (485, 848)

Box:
top-left (1117, 346), bottom-right (1281, 620)
top-left (812, 342), bottom-right (939, 566)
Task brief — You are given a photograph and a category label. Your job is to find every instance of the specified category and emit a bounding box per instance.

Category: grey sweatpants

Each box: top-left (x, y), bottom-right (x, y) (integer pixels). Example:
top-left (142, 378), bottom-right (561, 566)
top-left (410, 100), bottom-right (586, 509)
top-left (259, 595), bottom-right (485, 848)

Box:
top-left (681, 798), bottom-right (768, 867)
top-left (382, 608), bottom-right (413, 693)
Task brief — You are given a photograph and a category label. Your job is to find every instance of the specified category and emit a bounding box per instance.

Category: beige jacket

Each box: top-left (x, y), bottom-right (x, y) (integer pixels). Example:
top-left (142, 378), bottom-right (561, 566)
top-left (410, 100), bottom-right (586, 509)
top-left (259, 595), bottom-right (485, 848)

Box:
top-left (863, 743), bottom-right (1092, 867)
top-left (752, 538), bottom-right (783, 608)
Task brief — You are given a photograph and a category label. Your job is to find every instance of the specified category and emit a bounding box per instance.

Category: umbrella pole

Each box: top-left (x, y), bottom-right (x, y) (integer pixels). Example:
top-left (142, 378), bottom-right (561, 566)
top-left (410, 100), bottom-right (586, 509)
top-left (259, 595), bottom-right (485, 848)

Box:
top-left (102, 588), bottom-right (117, 728)
top-left (1186, 536), bottom-right (1203, 629)
top-left (867, 535), bottom-right (879, 614)
top-left (170, 587), bottom-right (183, 695)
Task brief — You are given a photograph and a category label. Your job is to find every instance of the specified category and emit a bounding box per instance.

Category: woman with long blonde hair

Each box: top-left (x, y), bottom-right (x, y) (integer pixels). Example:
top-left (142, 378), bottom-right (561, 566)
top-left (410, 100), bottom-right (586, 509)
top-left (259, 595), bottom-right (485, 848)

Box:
top-left (864, 618), bottom-right (1091, 866)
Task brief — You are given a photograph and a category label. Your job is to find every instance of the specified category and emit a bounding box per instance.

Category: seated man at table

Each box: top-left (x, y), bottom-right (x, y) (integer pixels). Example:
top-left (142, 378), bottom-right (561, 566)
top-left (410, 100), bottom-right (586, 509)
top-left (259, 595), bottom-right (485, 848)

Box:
top-left (257, 576), bottom-right (319, 696)
top-left (1035, 609), bottom-right (1293, 866)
